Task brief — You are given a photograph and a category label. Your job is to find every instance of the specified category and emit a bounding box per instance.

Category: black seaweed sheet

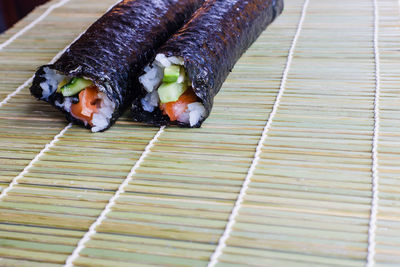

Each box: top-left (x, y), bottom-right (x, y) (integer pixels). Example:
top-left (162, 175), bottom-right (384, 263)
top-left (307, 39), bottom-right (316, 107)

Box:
top-left (30, 0), bottom-right (204, 131)
top-left (131, 0), bottom-right (284, 127)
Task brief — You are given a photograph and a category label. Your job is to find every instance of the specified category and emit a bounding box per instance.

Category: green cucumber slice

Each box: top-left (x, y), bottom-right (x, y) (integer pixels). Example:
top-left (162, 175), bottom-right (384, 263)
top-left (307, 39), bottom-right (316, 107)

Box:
top-left (61, 77), bottom-right (93, 97)
top-left (56, 78), bottom-right (69, 93)
top-left (158, 82), bottom-right (187, 103)
top-left (163, 65), bottom-right (180, 83)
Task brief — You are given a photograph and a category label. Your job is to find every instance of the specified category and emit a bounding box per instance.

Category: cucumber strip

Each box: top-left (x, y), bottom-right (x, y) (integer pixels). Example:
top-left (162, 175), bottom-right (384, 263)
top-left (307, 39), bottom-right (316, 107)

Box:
top-left (61, 78), bottom-right (93, 97)
top-left (158, 82), bottom-right (187, 103)
top-left (57, 78), bottom-right (69, 93)
top-left (163, 65), bottom-right (180, 83)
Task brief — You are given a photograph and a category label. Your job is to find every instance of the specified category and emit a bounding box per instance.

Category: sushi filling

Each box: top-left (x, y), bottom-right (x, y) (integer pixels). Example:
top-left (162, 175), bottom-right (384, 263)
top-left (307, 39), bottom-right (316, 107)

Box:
top-left (139, 54), bottom-right (205, 126)
top-left (40, 67), bottom-right (115, 132)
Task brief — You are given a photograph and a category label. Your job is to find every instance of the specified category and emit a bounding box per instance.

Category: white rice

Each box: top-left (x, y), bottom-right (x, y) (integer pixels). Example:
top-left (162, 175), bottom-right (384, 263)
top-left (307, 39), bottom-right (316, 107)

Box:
top-left (188, 102), bottom-right (206, 126)
top-left (177, 102), bottom-right (206, 127)
top-left (138, 54), bottom-right (205, 126)
top-left (55, 97), bottom-right (72, 112)
top-left (155, 54), bottom-right (172, 68)
top-left (141, 90), bottom-right (159, 113)
top-left (139, 65), bottom-right (162, 93)
top-left (91, 92), bottom-right (115, 132)
top-left (40, 67), bottom-right (115, 132)
top-left (40, 67), bottom-right (65, 100)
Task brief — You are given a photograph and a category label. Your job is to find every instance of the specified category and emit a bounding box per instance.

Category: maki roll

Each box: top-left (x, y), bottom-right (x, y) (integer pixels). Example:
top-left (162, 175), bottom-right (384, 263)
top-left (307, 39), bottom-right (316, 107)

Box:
top-left (132, 0), bottom-right (284, 127)
top-left (30, 0), bottom-right (204, 132)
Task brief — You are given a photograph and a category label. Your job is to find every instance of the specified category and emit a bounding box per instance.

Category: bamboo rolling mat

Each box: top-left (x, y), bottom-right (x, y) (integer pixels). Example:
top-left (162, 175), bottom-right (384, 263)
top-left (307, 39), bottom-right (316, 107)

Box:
top-left (0, 0), bottom-right (399, 266)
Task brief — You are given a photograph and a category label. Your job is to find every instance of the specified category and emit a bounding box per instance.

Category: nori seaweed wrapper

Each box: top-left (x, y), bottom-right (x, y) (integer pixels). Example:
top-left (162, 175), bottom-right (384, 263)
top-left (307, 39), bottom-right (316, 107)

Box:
top-left (30, 0), bottom-right (204, 131)
top-left (131, 0), bottom-right (284, 127)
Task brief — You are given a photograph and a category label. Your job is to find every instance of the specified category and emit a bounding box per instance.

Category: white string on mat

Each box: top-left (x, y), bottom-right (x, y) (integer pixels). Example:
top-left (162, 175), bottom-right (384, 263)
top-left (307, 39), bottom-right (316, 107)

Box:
top-left (0, 123), bottom-right (72, 200)
top-left (0, 0), bottom-right (72, 51)
top-left (366, 0), bottom-right (380, 266)
top-left (206, 0), bottom-right (310, 265)
top-left (0, 0), bottom-right (121, 108)
top-left (64, 126), bottom-right (165, 267)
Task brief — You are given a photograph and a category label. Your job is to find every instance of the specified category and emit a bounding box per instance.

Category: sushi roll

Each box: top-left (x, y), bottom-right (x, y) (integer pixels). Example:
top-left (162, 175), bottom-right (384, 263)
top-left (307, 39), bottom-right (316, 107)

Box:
top-left (132, 0), bottom-right (284, 127)
top-left (30, 0), bottom-right (204, 132)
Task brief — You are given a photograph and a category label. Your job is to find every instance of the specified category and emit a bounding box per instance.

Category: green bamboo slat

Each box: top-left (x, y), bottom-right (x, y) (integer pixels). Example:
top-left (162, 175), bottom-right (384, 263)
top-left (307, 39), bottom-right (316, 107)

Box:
top-left (218, 248), bottom-right (362, 267)
top-left (0, 247), bottom-right (65, 264)
top-left (8, 184), bottom-right (113, 202)
top-left (0, 223), bottom-right (83, 238)
top-left (73, 256), bottom-right (157, 267)
top-left (79, 247), bottom-right (207, 266)
top-left (4, 195), bottom-right (106, 210)
top-left (0, 230), bottom-right (77, 246)
top-left (0, 209), bottom-right (94, 230)
top-left (97, 219), bottom-right (222, 244)
top-left (0, 239), bottom-right (73, 255)
top-left (86, 238), bottom-right (211, 259)
top-left (236, 210), bottom-right (366, 233)
top-left (0, 258), bottom-right (59, 267)
top-left (224, 236), bottom-right (366, 261)
top-left (111, 202), bottom-right (230, 221)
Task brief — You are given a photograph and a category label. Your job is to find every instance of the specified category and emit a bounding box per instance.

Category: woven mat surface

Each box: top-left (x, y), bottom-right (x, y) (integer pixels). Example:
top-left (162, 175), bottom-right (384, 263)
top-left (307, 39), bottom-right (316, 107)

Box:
top-left (0, 0), bottom-right (399, 266)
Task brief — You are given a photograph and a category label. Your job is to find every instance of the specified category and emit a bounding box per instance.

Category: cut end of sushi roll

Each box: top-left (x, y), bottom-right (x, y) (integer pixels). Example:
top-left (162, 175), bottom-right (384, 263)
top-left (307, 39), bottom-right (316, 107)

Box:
top-left (139, 54), bottom-right (206, 127)
top-left (39, 67), bottom-right (116, 132)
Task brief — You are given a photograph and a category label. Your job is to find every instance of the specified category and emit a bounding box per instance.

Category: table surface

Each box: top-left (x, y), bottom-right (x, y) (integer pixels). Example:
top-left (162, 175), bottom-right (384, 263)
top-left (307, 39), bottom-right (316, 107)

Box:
top-left (0, 0), bottom-right (399, 266)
